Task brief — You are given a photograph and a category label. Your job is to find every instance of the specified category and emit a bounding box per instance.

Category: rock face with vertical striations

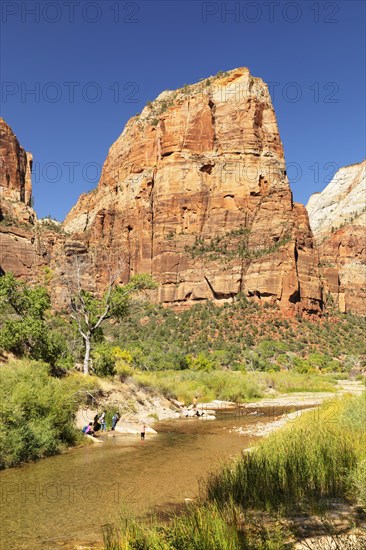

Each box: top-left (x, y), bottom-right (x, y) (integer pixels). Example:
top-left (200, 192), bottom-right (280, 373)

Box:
top-left (0, 118), bottom-right (34, 222)
top-left (63, 68), bottom-right (322, 315)
top-left (0, 118), bottom-right (59, 280)
top-left (9, 71), bottom-right (366, 316)
top-left (307, 160), bottom-right (366, 315)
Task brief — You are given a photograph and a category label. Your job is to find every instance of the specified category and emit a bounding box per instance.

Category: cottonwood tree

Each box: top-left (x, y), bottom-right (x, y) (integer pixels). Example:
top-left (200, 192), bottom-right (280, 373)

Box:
top-left (65, 255), bottom-right (156, 375)
top-left (0, 272), bottom-right (51, 358)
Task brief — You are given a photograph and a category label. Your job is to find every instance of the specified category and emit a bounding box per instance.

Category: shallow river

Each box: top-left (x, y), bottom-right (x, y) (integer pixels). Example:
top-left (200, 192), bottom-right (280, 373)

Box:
top-left (0, 407), bottom-right (294, 549)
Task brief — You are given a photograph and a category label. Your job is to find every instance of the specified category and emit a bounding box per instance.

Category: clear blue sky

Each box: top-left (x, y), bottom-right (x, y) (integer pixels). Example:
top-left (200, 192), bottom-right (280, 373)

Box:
top-left (1, 0), bottom-right (365, 220)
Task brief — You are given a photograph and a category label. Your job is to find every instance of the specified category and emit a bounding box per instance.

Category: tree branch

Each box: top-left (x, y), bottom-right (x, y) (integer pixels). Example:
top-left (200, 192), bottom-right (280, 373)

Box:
top-left (70, 312), bottom-right (88, 341)
top-left (93, 303), bottom-right (111, 330)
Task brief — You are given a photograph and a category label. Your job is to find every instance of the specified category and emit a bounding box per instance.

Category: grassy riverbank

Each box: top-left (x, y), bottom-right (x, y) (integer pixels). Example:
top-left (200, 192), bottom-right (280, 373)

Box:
top-left (132, 370), bottom-right (339, 404)
top-left (0, 360), bottom-right (98, 469)
top-left (104, 393), bottom-right (366, 549)
top-left (206, 393), bottom-right (366, 511)
top-left (0, 357), bottom-right (343, 469)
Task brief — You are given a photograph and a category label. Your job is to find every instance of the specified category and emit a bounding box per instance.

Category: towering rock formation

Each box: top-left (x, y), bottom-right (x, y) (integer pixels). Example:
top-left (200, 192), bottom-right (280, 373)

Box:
top-left (64, 68), bottom-right (322, 314)
top-left (0, 118), bottom-right (34, 222)
top-left (13, 70), bottom-right (366, 315)
top-left (307, 160), bottom-right (366, 314)
top-left (0, 118), bottom-right (56, 280)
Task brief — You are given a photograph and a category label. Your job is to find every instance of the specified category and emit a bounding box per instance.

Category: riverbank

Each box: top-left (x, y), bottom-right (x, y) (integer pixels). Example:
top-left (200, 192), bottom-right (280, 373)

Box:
top-left (129, 369), bottom-right (342, 406)
top-left (0, 399), bottom-right (287, 549)
top-left (1, 368), bottom-right (364, 549)
top-left (77, 376), bottom-right (363, 439)
top-left (1, 356), bottom-right (363, 469)
top-left (0, 359), bottom-right (98, 469)
top-left (104, 391), bottom-right (366, 549)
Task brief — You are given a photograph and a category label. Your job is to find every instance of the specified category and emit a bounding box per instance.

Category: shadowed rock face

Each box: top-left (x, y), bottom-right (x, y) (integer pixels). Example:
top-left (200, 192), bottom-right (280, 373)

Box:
top-left (63, 68), bottom-right (322, 315)
top-left (307, 160), bottom-right (366, 315)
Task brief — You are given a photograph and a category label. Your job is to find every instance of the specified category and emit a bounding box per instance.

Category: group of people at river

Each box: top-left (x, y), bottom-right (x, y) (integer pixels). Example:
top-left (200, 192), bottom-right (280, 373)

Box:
top-left (82, 395), bottom-right (204, 441)
top-left (82, 411), bottom-right (146, 439)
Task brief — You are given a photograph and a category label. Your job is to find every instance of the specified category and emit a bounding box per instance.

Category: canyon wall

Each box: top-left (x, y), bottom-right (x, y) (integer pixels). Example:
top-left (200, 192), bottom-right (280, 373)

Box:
top-left (0, 117), bottom-right (33, 210)
top-left (4, 70), bottom-right (364, 316)
top-left (63, 68), bottom-right (322, 314)
top-left (307, 160), bottom-right (366, 314)
top-left (0, 118), bottom-right (57, 280)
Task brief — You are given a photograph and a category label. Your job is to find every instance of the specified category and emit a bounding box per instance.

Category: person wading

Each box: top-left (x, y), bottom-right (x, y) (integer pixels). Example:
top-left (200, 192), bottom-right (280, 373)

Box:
top-left (99, 411), bottom-right (107, 432)
top-left (111, 412), bottom-right (120, 431)
top-left (140, 422), bottom-right (146, 440)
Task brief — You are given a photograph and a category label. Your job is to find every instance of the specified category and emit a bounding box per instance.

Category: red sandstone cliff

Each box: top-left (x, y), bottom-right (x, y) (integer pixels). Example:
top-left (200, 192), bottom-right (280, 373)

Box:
top-left (0, 118), bottom-right (59, 280)
top-left (63, 68), bottom-right (322, 314)
top-left (5, 69), bottom-right (364, 316)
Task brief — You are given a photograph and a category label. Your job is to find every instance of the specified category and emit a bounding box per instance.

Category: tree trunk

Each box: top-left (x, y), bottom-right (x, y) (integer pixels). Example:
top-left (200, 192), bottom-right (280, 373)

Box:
top-left (83, 335), bottom-right (91, 375)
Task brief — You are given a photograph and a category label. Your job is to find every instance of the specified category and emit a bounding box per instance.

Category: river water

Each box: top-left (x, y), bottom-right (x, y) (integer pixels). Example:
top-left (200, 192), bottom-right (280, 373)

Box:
top-left (0, 407), bottom-right (290, 549)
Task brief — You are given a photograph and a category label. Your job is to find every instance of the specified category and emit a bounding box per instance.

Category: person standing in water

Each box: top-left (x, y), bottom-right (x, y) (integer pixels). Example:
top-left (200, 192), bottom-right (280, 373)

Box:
top-left (93, 413), bottom-right (101, 432)
top-left (140, 422), bottom-right (146, 440)
top-left (111, 412), bottom-right (120, 431)
top-left (99, 411), bottom-right (107, 432)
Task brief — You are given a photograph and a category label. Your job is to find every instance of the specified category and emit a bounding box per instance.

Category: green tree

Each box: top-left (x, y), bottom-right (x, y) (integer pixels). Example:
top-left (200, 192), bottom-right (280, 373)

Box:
top-left (187, 352), bottom-right (215, 372)
top-left (0, 273), bottom-right (52, 360)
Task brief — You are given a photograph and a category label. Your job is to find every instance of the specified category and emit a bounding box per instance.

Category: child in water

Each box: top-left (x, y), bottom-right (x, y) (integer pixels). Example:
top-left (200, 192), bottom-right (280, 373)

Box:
top-left (140, 422), bottom-right (146, 440)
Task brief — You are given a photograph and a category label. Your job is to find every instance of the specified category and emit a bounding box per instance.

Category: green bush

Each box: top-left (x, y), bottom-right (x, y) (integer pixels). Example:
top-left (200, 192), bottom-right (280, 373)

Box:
top-left (92, 343), bottom-right (116, 376)
top-left (0, 274), bottom-right (75, 368)
top-left (103, 502), bottom-right (294, 549)
top-left (115, 361), bottom-right (134, 381)
top-left (257, 372), bottom-right (336, 393)
top-left (132, 370), bottom-right (263, 404)
top-left (187, 352), bottom-right (215, 372)
top-left (0, 360), bottom-right (98, 468)
top-left (128, 346), bottom-right (188, 371)
top-left (109, 298), bottom-right (365, 374)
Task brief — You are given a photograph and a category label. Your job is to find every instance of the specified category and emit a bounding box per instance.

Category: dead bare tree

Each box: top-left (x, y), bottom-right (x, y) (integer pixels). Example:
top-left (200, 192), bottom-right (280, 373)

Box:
top-left (63, 248), bottom-right (156, 375)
